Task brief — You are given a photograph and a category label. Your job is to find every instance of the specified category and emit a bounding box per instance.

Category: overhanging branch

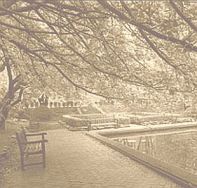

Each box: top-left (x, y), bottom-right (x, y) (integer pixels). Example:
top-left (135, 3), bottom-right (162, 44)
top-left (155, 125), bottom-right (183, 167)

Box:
top-left (169, 0), bottom-right (197, 33)
top-left (97, 0), bottom-right (197, 52)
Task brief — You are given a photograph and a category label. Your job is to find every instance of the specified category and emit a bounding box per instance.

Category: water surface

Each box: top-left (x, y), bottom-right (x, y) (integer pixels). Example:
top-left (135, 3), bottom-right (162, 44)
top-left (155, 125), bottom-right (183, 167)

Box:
top-left (113, 130), bottom-right (197, 175)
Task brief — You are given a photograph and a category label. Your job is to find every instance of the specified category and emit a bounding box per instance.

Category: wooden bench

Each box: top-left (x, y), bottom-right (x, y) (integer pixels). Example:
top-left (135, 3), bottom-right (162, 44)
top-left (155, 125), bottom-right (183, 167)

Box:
top-left (16, 129), bottom-right (48, 170)
top-left (88, 118), bottom-right (119, 131)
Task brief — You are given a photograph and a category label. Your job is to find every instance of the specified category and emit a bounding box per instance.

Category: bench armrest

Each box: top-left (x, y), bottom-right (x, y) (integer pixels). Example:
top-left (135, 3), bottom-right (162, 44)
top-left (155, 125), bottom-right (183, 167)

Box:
top-left (25, 132), bottom-right (47, 136)
top-left (26, 139), bottom-right (48, 144)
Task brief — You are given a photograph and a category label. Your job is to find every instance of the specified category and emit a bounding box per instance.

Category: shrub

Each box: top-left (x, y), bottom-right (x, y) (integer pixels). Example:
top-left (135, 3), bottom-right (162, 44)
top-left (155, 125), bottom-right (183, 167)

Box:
top-left (30, 106), bottom-right (54, 122)
top-left (16, 110), bottom-right (30, 120)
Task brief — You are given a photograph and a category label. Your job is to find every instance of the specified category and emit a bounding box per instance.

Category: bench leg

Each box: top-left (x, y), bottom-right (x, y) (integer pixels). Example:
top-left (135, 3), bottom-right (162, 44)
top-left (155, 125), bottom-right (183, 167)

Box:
top-left (42, 153), bottom-right (46, 168)
top-left (20, 154), bottom-right (25, 170)
top-left (42, 144), bottom-right (46, 168)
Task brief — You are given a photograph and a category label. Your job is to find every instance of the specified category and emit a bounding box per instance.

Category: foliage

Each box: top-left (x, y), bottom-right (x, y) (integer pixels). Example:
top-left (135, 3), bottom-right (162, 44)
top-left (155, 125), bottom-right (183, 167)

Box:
top-left (15, 109), bottom-right (30, 120)
top-left (0, 1), bottom-right (196, 97)
top-left (0, 0), bottom-right (197, 128)
top-left (30, 106), bottom-right (54, 122)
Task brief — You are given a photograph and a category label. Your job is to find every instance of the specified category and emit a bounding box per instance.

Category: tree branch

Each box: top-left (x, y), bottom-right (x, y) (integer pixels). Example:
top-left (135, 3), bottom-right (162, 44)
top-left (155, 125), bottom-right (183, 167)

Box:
top-left (97, 0), bottom-right (197, 52)
top-left (121, 1), bottom-right (186, 75)
top-left (11, 88), bottom-right (24, 106)
top-left (169, 0), bottom-right (197, 33)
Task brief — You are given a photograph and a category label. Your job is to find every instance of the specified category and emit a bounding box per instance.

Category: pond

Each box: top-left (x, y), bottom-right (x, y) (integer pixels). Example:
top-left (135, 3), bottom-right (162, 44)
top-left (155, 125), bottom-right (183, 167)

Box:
top-left (113, 130), bottom-right (197, 175)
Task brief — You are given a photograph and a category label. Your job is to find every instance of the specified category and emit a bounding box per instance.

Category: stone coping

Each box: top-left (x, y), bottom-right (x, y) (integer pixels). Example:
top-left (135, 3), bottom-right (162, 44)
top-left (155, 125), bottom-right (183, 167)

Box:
top-left (127, 113), bottom-right (181, 117)
top-left (87, 128), bottom-right (197, 188)
top-left (97, 122), bottom-right (197, 137)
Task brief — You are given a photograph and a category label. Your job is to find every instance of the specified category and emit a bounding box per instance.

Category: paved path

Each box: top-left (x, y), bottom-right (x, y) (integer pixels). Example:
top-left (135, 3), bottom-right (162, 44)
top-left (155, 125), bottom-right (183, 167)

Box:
top-left (3, 129), bottom-right (183, 188)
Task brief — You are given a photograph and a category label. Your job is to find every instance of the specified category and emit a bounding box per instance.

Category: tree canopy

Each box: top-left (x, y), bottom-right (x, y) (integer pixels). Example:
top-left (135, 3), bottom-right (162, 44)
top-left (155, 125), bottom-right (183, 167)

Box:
top-left (0, 0), bottom-right (197, 118)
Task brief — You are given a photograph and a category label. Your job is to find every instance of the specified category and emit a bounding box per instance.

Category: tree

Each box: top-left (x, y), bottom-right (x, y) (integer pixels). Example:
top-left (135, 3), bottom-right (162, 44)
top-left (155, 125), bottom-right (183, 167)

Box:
top-left (0, 55), bottom-right (25, 129)
top-left (0, 0), bottom-right (197, 128)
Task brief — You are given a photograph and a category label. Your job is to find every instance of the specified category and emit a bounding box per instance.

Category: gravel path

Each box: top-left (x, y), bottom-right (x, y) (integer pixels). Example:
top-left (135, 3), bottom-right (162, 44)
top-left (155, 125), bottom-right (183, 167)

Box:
top-left (3, 129), bottom-right (183, 188)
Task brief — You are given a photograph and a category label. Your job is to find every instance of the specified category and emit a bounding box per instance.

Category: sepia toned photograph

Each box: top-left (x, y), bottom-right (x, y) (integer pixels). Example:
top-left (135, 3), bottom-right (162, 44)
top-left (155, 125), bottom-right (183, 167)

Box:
top-left (0, 0), bottom-right (197, 187)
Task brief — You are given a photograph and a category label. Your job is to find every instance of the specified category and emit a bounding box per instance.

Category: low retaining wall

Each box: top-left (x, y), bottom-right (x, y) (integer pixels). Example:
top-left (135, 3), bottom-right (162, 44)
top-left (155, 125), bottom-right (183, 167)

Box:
top-left (62, 115), bottom-right (89, 127)
top-left (128, 113), bottom-right (182, 124)
top-left (72, 113), bottom-right (110, 120)
top-left (62, 114), bottom-right (117, 129)
top-left (98, 122), bottom-right (197, 137)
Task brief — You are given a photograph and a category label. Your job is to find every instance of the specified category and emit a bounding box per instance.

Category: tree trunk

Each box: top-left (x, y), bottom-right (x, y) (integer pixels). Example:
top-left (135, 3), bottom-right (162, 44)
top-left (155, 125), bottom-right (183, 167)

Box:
top-left (0, 85), bottom-right (23, 130)
top-left (0, 54), bottom-right (24, 129)
top-left (0, 93), bottom-right (12, 129)
top-left (0, 115), bottom-right (6, 130)
top-left (0, 97), bottom-right (10, 130)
